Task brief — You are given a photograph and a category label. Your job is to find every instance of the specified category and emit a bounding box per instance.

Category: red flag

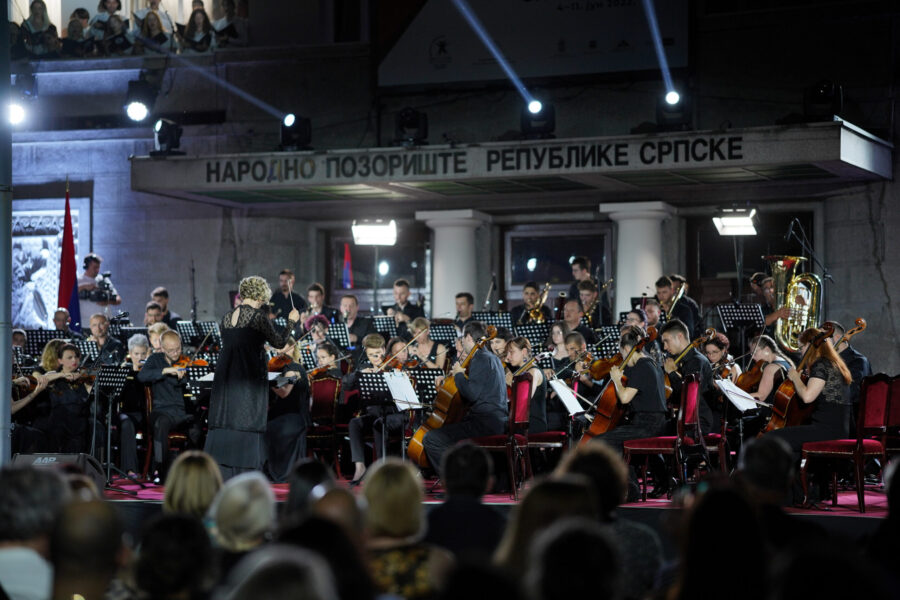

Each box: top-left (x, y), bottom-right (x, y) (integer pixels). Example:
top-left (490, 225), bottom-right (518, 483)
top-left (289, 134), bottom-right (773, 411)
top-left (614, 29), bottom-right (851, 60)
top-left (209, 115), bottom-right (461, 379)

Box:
top-left (57, 189), bottom-right (81, 331)
top-left (342, 243), bottom-right (354, 289)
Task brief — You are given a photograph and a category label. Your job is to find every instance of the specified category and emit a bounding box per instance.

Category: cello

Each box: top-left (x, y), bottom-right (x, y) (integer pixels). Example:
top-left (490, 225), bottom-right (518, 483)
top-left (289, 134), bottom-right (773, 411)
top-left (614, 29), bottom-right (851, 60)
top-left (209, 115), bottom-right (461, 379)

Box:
top-left (762, 322), bottom-right (834, 434)
top-left (407, 325), bottom-right (497, 468)
top-left (579, 327), bottom-right (657, 446)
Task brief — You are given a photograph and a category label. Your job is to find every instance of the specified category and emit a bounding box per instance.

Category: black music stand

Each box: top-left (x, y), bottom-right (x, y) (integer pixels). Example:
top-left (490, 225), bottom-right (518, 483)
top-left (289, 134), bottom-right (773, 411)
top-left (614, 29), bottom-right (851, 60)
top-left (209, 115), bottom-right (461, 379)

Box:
top-left (408, 368), bottom-right (445, 408)
top-left (473, 311), bottom-right (513, 329)
top-left (537, 354), bottom-right (555, 371)
top-left (74, 340), bottom-right (100, 362)
top-left (357, 372), bottom-right (405, 460)
top-left (513, 323), bottom-right (551, 351)
top-left (373, 316), bottom-right (398, 339)
top-left (428, 324), bottom-right (458, 346)
top-left (593, 329), bottom-right (621, 358)
top-left (716, 303), bottom-right (764, 368)
top-left (176, 320), bottom-right (221, 350)
top-left (93, 365), bottom-right (141, 494)
top-left (24, 329), bottom-right (67, 356)
top-left (327, 323), bottom-right (351, 349)
top-left (299, 347), bottom-right (317, 370)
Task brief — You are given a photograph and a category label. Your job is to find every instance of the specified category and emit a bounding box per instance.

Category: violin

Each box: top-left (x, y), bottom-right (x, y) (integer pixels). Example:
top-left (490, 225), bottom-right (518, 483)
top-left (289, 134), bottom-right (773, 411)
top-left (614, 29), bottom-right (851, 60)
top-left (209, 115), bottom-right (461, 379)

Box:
top-left (268, 354), bottom-right (292, 373)
top-left (172, 355), bottom-right (210, 369)
top-left (663, 328), bottom-right (717, 400)
top-left (735, 359), bottom-right (766, 393)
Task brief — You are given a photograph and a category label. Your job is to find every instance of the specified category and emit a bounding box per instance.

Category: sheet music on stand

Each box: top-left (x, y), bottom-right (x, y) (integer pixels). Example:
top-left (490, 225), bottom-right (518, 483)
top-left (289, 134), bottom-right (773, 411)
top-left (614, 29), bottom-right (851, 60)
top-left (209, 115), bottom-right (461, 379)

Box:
top-left (118, 327), bottom-right (149, 347)
top-left (513, 323), bottom-right (551, 352)
top-left (74, 340), bottom-right (100, 362)
top-left (409, 368), bottom-right (444, 406)
top-left (273, 317), bottom-right (290, 334)
top-left (373, 316), bottom-right (398, 339)
top-left (185, 365), bottom-right (213, 401)
top-left (429, 324), bottom-right (458, 345)
top-left (473, 312), bottom-right (513, 329)
top-left (715, 379), bottom-right (766, 413)
top-left (24, 329), bottom-right (67, 356)
top-left (327, 323), bottom-right (351, 349)
top-left (618, 312), bottom-right (630, 326)
top-left (549, 379), bottom-right (585, 416)
top-left (383, 372), bottom-right (424, 410)
top-left (593, 326), bottom-right (621, 358)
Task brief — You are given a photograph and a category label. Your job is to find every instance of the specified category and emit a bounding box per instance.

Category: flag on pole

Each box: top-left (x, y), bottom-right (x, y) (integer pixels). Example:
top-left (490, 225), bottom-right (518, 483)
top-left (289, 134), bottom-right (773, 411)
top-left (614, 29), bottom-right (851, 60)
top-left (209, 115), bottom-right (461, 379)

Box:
top-left (57, 185), bottom-right (81, 332)
top-left (342, 243), bottom-right (354, 289)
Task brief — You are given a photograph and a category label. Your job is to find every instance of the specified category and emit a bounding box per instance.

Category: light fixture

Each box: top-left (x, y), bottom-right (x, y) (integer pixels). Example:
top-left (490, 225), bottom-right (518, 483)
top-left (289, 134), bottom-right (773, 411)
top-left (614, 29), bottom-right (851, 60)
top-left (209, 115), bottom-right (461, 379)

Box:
top-left (151, 118), bottom-right (184, 157)
top-left (665, 90), bottom-right (680, 105)
top-left (394, 107), bottom-right (428, 147)
top-left (351, 219), bottom-right (397, 246)
top-left (280, 114), bottom-right (311, 151)
top-left (9, 72), bottom-right (36, 126)
top-left (713, 208), bottom-right (758, 236)
top-left (124, 77), bottom-right (158, 122)
top-left (378, 261), bottom-right (390, 276)
top-left (526, 257), bottom-right (537, 272)
top-left (9, 103), bottom-right (26, 126)
top-left (656, 88), bottom-right (691, 132)
top-left (521, 101), bottom-right (555, 139)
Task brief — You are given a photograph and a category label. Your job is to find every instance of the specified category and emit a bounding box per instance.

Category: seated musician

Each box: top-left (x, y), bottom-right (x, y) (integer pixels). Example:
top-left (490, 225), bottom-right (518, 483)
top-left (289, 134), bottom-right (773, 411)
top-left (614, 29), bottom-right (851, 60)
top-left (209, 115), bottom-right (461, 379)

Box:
top-left (144, 301), bottom-right (164, 326)
top-left (46, 344), bottom-right (93, 453)
top-left (14, 339), bottom-right (70, 454)
top-left (669, 275), bottom-right (702, 336)
top-left (345, 334), bottom-right (406, 484)
top-left (510, 281), bottom-right (552, 326)
top-left (578, 279), bottom-right (611, 327)
top-left (118, 334), bottom-right (151, 477)
top-left (88, 313), bottom-right (126, 365)
top-left (300, 282), bottom-right (340, 328)
top-left (638, 303), bottom-right (665, 364)
top-left (151, 287), bottom-right (182, 329)
top-left (454, 292), bottom-right (476, 332)
top-left (655, 276), bottom-right (695, 336)
top-left (543, 322), bottom-right (573, 431)
top-left (410, 317), bottom-right (448, 371)
top-left (829, 321), bottom-right (872, 414)
top-left (12, 329), bottom-right (27, 349)
top-left (659, 319), bottom-right (715, 435)
top-left (53, 308), bottom-right (84, 339)
top-left (386, 278), bottom-right (425, 339)
top-left (562, 298), bottom-right (596, 345)
top-left (422, 321), bottom-right (508, 477)
top-left (704, 332), bottom-right (742, 383)
top-left (505, 337), bottom-right (548, 434)
top-left (489, 327), bottom-right (514, 387)
top-left (304, 314), bottom-right (337, 355)
top-left (763, 327), bottom-right (852, 460)
top-left (749, 335), bottom-right (795, 404)
top-left (266, 339), bottom-right (310, 483)
top-left (585, 326), bottom-right (667, 454)
top-left (340, 294), bottom-right (375, 362)
top-left (760, 276), bottom-right (791, 337)
top-left (565, 331), bottom-right (596, 398)
top-left (137, 330), bottom-right (200, 481)
top-left (147, 322), bottom-right (170, 353)
top-left (314, 341), bottom-right (344, 379)
top-left (568, 256), bottom-right (594, 300)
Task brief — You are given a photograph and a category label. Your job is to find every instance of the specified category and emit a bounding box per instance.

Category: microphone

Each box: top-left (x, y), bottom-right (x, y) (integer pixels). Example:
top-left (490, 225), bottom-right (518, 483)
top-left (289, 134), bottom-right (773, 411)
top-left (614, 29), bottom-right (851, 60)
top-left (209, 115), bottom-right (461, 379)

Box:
top-left (784, 219), bottom-right (795, 241)
top-left (110, 311), bottom-right (130, 322)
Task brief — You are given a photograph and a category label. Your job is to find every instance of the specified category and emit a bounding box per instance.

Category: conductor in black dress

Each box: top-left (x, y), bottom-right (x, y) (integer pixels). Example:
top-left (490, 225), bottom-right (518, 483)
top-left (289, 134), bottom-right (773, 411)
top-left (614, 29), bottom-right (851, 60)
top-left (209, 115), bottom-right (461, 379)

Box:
top-left (205, 276), bottom-right (299, 479)
top-left (422, 321), bottom-right (508, 476)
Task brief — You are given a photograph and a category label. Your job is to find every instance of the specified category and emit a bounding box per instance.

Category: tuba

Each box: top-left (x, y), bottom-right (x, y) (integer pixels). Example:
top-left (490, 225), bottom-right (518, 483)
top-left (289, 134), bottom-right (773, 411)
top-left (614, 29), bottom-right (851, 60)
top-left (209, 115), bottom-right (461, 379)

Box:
top-left (528, 283), bottom-right (552, 324)
top-left (764, 255), bottom-right (823, 353)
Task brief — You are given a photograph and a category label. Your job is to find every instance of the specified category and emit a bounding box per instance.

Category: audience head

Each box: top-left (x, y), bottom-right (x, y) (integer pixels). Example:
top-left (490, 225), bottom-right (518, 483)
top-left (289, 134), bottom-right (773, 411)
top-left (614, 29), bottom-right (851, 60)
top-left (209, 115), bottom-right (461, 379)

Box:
top-left (220, 545), bottom-right (337, 600)
top-left (207, 471), bottom-right (276, 553)
top-left (363, 458), bottom-right (424, 540)
top-left (163, 450), bottom-right (223, 519)
top-left (0, 465), bottom-right (71, 547)
top-left (442, 441), bottom-right (493, 498)
top-left (284, 458), bottom-right (335, 522)
top-left (737, 436), bottom-right (794, 503)
top-left (135, 513), bottom-right (214, 600)
top-left (309, 487), bottom-right (367, 546)
top-left (50, 500), bottom-right (125, 587)
top-left (554, 442), bottom-right (628, 521)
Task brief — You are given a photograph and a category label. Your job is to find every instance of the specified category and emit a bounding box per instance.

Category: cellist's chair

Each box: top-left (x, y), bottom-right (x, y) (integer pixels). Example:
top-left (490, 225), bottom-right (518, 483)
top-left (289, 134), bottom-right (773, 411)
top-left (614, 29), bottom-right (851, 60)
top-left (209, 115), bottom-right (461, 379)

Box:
top-left (307, 376), bottom-right (343, 477)
top-left (623, 375), bottom-right (709, 501)
top-left (471, 372), bottom-right (534, 500)
top-left (800, 374), bottom-right (891, 513)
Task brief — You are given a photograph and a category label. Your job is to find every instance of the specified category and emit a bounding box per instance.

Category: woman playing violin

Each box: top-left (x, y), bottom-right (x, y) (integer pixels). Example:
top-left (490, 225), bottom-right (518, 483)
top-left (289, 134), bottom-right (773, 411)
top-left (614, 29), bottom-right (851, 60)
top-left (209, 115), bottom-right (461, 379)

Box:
top-left (409, 317), bottom-right (448, 371)
top-left (505, 337), bottom-right (548, 434)
top-left (704, 332), bottom-right (742, 383)
top-left (266, 339), bottom-right (311, 483)
top-left (763, 327), bottom-right (851, 459)
top-left (45, 343), bottom-right (94, 454)
top-left (312, 341), bottom-right (343, 380)
top-left (749, 335), bottom-right (794, 403)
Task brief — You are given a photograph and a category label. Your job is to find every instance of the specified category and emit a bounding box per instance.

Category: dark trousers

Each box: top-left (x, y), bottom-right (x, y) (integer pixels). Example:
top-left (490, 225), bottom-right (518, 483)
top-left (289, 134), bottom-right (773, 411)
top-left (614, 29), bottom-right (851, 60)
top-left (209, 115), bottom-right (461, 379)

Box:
top-left (348, 411), bottom-right (405, 463)
top-left (423, 415), bottom-right (506, 478)
top-left (48, 409), bottom-right (89, 454)
top-left (265, 413), bottom-right (307, 483)
top-left (149, 409), bottom-right (193, 474)
top-left (118, 411), bottom-right (144, 474)
top-left (589, 412), bottom-right (667, 454)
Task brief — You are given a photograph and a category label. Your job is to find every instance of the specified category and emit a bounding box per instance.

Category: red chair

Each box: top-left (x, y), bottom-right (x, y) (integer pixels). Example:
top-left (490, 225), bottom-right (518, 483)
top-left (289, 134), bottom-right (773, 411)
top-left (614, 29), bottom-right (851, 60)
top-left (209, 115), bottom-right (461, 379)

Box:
top-left (306, 376), bottom-right (343, 477)
top-left (800, 373), bottom-right (891, 513)
top-left (885, 374), bottom-right (900, 457)
top-left (471, 372), bottom-right (534, 500)
top-left (623, 375), bottom-right (711, 501)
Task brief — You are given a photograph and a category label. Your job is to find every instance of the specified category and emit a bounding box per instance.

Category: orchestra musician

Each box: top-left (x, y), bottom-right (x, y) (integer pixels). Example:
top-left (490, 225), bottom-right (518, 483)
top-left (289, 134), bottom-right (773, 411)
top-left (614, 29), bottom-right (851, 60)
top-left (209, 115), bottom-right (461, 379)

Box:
top-left (454, 292), bottom-right (476, 331)
top-left (568, 256), bottom-right (593, 300)
top-left (300, 282), bottom-right (339, 329)
top-left (644, 299), bottom-right (662, 329)
top-left (655, 276), bottom-right (695, 336)
top-left (386, 278), bottom-right (425, 339)
top-left (340, 294), bottom-right (375, 352)
top-left (422, 321), bottom-right (508, 477)
top-left (88, 313), bottom-right (126, 365)
top-left (410, 317), bottom-right (448, 372)
top-left (544, 321), bottom-right (572, 431)
top-left (117, 334), bottom-right (151, 476)
top-left (303, 314), bottom-right (337, 356)
top-left (266, 339), bottom-right (310, 483)
top-left (489, 327), bottom-right (515, 387)
top-left (760, 276), bottom-right (791, 337)
top-left (763, 327), bottom-right (852, 460)
top-left (144, 301), bottom-right (164, 326)
top-left (147, 322), bottom-right (170, 353)
top-left (828, 321), bottom-right (872, 411)
top-left (585, 326), bottom-right (668, 454)
top-left (704, 332), bottom-right (742, 383)
top-left (669, 275), bottom-right (702, 336)
top-left (509, 281), bottom-right (552, 326)
top-left (749, 335), bottom-right (795, 404)
top-left (577, 279), bottom-right (611, 327)
top-left (504, 337), bottom-right (548, 435)
top-left (151, 287), bottom-right (182, 329)
top-left (11, 329), bottom-right (27, 349)
top-left (269, 269), bottom-right (307, 324)
top-left (52, 308), bottom-right (83, 340)
top-left (45, 344), bottom-right (93, 454)
top-left (660, 319), bottom-right (715, 435)
top-left (13, 339), bottom-right (69, 454)
top-left (345, 334), bottom-right (407, 484)
top-left (313, 341), bottom-right (344, 379)
top-left (562, 298), bottom-right (596, 345)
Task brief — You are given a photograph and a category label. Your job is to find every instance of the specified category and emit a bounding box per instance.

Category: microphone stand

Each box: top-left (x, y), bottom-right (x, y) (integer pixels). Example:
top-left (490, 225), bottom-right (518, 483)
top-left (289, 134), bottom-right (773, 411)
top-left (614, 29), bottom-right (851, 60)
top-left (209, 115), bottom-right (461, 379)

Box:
top-left (787, 218), bottom-right (834, 284)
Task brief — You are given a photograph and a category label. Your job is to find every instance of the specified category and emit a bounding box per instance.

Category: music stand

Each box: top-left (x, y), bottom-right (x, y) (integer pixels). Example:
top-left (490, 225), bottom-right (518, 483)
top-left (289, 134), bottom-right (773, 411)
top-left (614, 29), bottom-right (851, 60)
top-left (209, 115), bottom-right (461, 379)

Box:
top-left (514, 323), bottom-right (551, 352)
top-left (299, 347), bottom-right (317, 370)
top-left (593, 326), bottom-right (621, 358)
top-left (195, 351), bottom-right (219, 369)
top-left (24, 329), bottom-right (67, 356)
top-left (428, 323), bottom-right (458, 346)
top-left (176, 320), bottom-right (221, 349)
top-left (716, 303), bottom-right (764, 367)
top-left (327, 323), bottom-right (351, 349)
top-left (92, 365), bottom-right (140, 494)
top-left (74, 340), bottom-right (100, 362)
top-left (357, 372), bottom-right (404, 460)
top-left (373, 316), bottom-right (398, 339)
top-left (473, 311), bottom-right (513, 329)
top-left (118, 327), bottom-right (149, 347)
top-left (408, 367), bottom-right (444, 407)
top-left (618, 311), bottom-right (630, 325)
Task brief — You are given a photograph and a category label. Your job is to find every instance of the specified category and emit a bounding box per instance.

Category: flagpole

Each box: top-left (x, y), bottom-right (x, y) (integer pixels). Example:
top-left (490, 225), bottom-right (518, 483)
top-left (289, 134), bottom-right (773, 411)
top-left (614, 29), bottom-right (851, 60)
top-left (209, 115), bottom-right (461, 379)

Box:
top-left (0, 21), bottom-right (13, 464)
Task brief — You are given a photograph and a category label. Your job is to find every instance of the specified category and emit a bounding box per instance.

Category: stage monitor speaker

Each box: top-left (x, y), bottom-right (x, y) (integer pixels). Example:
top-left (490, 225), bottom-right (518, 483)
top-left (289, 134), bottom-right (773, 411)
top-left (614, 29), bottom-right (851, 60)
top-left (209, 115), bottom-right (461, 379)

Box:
top-left (11, 453), bottom-right (105, 492)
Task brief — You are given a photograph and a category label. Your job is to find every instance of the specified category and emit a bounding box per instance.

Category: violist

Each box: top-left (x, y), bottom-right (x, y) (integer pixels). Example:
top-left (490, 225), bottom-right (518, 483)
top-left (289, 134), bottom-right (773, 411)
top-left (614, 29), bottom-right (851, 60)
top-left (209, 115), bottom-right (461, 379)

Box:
top-left (749, 335), bottom-right (794, 404)
top-left (504, 337), bottom-right (548, 435)
top-left (660, 319), bottom-right (715, 435)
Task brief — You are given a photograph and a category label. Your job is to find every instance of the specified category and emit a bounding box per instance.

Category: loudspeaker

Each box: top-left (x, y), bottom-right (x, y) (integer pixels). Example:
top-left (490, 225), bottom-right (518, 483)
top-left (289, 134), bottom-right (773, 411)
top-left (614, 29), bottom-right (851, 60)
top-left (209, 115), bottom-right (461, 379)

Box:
top-left (11, 453), bottom-right (106, 492)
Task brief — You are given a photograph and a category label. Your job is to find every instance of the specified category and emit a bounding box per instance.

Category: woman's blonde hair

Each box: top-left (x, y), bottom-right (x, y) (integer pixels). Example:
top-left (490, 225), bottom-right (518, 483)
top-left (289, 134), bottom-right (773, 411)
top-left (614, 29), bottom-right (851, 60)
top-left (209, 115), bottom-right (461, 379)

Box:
top-left (363, 458), bottom-right (423, 539)
top-left (410, 317), bottom-right (430, 333)
top-left (238, 276), bottom-right (272, 304)
top-left (163, 450), bottom-right (223, 519)
top-left (147, 322), bottom-right (171, 337)
top-left (41, 338), bottom-right (67, 372)
top-left (207, 471), bottom-right (275, 552)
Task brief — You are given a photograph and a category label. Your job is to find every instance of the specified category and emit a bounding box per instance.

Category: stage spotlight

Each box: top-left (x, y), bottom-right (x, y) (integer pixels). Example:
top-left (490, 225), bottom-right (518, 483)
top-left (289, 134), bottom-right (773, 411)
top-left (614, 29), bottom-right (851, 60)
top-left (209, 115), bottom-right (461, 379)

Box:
top-left (9, 72), bottom-right (37, 126)
top-left (124, 78), bottom-right (158, 122)
top-left (520, 101), bottom-right (555, 139)
top-left (665, 90), bottom-right (680, 105)
top-left (280, 114), bottom-right (311, 151)
top-left (713, 207), bottom-right (758, 236)
top-left (9, 102), bottom-right (26, 125)
top-left (151, 118), bottom-right (184, 157)
top-left (656, 89), bottom-right (691, 132)
top-left (394, 107), bottom-right (428, 147)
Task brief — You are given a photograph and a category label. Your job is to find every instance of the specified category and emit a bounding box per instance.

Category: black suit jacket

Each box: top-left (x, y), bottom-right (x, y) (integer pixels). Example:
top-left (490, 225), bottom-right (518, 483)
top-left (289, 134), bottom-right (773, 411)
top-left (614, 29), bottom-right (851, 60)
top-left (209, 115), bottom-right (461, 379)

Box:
top-left (454, 348), bottom-right (507, 423)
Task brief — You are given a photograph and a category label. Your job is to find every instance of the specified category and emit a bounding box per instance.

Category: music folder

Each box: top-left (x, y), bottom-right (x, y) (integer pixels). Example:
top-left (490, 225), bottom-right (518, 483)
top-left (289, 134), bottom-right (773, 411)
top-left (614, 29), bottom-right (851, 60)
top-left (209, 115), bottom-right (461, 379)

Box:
top-left (384, 372), bottom-right (424, 410)
top-left (715, 379), bottom-right (769, 412)
top-left (549, 379), bottom-right (584, 416)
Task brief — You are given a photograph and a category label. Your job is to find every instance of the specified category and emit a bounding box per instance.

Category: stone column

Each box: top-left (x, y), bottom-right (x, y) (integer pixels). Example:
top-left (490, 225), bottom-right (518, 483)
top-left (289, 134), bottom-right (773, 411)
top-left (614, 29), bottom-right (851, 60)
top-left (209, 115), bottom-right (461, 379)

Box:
top-left (415, 209), bottom-right (491, 319)
top-left (599, 201), bottom-right (674, 318)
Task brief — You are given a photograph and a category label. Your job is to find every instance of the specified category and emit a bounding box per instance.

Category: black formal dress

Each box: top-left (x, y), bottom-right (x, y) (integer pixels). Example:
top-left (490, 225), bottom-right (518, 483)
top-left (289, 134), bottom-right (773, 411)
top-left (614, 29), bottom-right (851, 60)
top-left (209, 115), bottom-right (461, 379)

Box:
top-left (46, 379), bottom-right (91, 453)
top-left (205, 305), bottom-right (295, 479)
top-left (528, 374), bottom-right (549, 435)
top-left (265, 360), bottom-right (310, 483)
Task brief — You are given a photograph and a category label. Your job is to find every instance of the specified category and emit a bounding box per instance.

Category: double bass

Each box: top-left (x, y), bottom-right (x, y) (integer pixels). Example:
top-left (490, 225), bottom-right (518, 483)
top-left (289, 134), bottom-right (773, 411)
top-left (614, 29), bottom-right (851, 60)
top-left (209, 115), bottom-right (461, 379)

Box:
top-left (762, 322), bottom-right (834, 433)
top-left (407, 325), bottom-right (497, 468)
top-left (579, 327), bottom-right (657, 446)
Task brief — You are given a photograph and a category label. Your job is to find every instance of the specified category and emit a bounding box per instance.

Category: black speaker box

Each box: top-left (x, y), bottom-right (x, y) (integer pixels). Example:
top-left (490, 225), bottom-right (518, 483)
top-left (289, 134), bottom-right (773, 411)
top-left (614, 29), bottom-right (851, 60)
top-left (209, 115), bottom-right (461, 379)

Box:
top-left (11, 453), bottom-right (106, 492)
